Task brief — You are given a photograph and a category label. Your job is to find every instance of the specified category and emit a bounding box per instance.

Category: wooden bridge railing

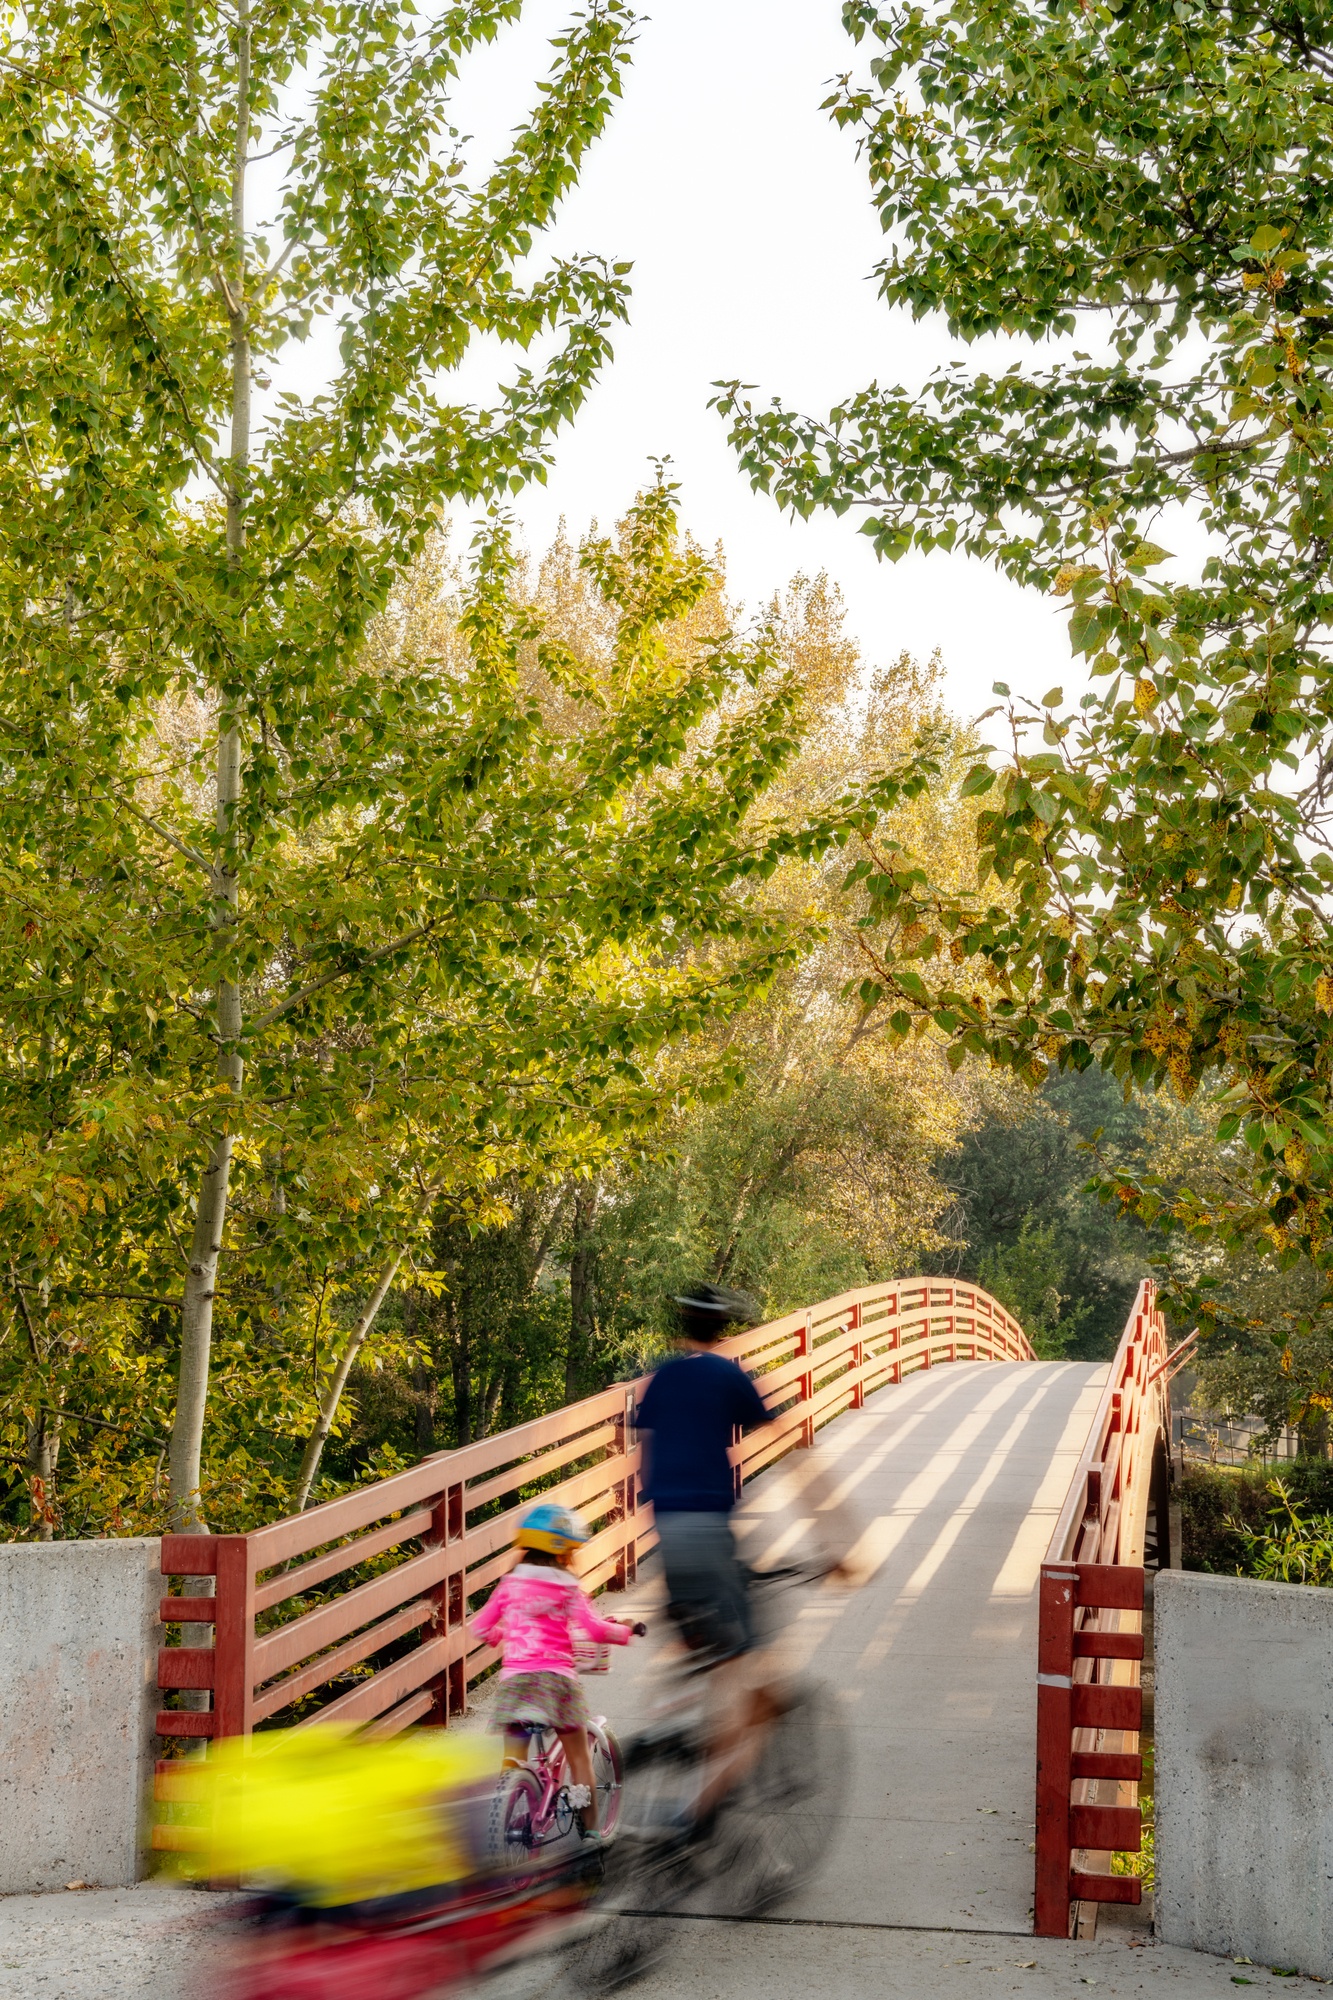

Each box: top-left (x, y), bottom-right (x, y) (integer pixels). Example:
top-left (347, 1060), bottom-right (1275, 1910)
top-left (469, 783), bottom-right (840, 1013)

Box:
top-left (1034, 1279), bottom-right (1172, 1938)
top-left (155, 1279), bottom-right (1034, 1769)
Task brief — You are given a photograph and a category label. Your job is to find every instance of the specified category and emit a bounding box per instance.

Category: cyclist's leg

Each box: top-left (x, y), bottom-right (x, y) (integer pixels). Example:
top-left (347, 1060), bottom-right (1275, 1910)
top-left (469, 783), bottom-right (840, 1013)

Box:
top-left (653, 1513), bottom-right (778, 1819)
top-left (694, 1651), bottom-right (783, 1819)
top-left (655, 1511), bottom-right (752, 1658)
top-left (557, 1727), bottom-right (598, 1829)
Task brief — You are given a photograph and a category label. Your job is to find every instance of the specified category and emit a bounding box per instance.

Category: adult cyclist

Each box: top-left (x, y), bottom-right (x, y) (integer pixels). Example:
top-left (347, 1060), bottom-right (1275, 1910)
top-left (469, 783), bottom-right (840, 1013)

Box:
top-left (634, 1281), bottom-right (778, 1821)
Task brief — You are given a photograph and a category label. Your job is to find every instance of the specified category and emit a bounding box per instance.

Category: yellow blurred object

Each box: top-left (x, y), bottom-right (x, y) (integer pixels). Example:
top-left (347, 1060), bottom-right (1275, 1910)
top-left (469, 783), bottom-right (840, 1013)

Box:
top-left (170, 1726), bottom-right (500, 1904)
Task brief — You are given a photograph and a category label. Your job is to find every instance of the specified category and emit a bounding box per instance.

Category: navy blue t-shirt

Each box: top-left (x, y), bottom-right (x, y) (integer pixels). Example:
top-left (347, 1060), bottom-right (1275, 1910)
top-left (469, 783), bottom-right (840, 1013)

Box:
top-left (636, 1350), bottom-right (772, 1515)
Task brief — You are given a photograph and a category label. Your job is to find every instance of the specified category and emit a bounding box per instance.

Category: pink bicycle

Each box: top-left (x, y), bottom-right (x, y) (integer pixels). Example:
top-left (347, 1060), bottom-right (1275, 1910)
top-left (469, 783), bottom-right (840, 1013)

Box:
top-left (495, 1716), bottom-right (625, 1858)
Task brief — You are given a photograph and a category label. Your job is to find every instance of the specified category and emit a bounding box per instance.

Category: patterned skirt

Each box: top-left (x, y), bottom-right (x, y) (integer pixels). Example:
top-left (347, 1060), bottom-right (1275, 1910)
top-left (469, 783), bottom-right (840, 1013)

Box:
top-left (491, 1669), bottom-right (590, 1732)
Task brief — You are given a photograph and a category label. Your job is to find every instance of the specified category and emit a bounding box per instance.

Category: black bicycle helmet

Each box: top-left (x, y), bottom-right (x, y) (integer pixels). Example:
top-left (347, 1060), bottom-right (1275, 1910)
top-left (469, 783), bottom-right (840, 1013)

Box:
top-left (671, 1282), bottom-right (761, 1341)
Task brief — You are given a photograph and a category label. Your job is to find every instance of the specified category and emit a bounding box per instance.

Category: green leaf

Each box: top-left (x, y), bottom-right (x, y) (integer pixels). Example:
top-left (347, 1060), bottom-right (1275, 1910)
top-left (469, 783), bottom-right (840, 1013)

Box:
top-left (1123, 541), bottom-right (1173, 571)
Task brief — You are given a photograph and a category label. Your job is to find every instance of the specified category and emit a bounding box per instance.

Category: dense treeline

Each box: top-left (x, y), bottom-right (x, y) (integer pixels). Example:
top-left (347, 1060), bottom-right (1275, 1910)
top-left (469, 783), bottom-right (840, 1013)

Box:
top-left (0, 489), bottom-right (999, 1535)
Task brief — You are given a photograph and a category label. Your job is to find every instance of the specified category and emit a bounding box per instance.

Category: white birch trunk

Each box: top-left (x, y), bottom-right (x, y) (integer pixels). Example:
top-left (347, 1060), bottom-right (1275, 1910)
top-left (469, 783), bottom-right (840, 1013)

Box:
top-left (292, 1243), bottom-right (413, 1511)
top-left (168, 0), bottom-right (250, 1536)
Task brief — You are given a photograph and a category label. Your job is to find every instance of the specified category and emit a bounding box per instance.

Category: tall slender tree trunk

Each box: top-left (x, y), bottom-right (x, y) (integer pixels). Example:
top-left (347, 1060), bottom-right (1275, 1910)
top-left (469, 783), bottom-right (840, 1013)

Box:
top-left (292, 1243), bottom-right (412, 1509)
top-left (713, 1130), bottom-right (805, 1283)
top-left (410, 1359), bottom-right (436, 1457)
top-left (13, 1277), bottom-right (58, 1538)
top-left (168, 0), bottom-right (250, 1535)
top-left (498, 1352), bottom-right (524, 1432)
top-left (26, 1412), bottom-right (59, 1541)
top-left (406, 1297), bottom-right (436, 1456)
top-left (479, 1374), bottom-right (505, 1437)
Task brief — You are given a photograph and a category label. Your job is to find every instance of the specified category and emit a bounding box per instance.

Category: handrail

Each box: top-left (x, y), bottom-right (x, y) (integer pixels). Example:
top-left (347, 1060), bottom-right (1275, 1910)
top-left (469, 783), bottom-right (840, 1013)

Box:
top-left (1033, 1280), bottom-right (1171, 1939)
top-left (1147, 1325), bottom-right (1200, 1388)
top-left (155, 1278), bottom-right (1034, 1766)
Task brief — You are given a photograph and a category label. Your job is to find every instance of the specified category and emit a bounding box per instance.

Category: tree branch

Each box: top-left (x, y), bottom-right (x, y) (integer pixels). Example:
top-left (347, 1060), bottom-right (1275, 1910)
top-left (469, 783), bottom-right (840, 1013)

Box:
top-left (246, 923), bottom-right (435, 1034)
top-left (118, 796), bottom-right (213, 874)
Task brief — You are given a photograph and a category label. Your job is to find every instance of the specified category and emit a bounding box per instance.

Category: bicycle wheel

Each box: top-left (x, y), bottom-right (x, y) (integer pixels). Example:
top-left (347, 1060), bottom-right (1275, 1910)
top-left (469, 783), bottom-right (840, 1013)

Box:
top-left (697, 1677), bottom-right (848, 1916)
top-left (557, 1836), bottom-right (688, 1995)
top-left (617, 1715), bottom-right (701, 1844)
top-left (587, 1723), bottom-right (624, 1840)
top-left (489, 1766), bottom-right (546, 1866)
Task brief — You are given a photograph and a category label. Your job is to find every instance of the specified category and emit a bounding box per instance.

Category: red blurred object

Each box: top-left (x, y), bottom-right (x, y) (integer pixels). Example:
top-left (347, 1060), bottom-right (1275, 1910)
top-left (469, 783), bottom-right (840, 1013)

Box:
top-left (216, 1852), bottom-right (605, 2000)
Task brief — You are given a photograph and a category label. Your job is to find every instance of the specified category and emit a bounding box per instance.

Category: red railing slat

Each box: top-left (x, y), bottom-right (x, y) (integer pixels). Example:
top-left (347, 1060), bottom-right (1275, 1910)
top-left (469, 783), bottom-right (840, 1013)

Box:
top-left (1070, 1751), bottom-right (1142, 1782)
top-left (1073, 1631), bottom-right (1144, 1660)
top-left (252, 1544), bottom-right (449, 1686)
top-left (253, 1508), bottom-right (435, 1617)
top-left (1069, 1871), bottom-right (1142, 1906)
top-left (251, 1598), bottom-right (436, 1725)
top-left (161, 1534), bottom-right (218, 1576)
top-left (159, 1597), bottom-right (217, 1625)
top-left (1070, 1803), bottom-right (1141, 1849)
top-left (157, 1647), bottom-right (216, 1689)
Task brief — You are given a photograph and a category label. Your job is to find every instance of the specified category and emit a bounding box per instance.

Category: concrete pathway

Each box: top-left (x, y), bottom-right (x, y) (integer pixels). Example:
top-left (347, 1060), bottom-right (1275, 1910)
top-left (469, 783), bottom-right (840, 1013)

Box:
top-left (0, 1882), bottom-right (1313, 2000)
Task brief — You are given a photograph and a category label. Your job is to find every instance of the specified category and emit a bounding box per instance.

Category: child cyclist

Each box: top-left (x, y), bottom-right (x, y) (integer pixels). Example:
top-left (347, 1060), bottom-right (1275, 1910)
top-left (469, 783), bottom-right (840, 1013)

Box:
top-left (472, 1502), bottom-right (645, 1833)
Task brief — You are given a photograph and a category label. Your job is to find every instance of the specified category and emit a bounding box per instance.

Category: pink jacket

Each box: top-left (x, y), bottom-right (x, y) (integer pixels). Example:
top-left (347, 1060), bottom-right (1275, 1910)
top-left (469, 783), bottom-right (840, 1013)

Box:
top-left (472, 1562), bottom-right (633, 1679)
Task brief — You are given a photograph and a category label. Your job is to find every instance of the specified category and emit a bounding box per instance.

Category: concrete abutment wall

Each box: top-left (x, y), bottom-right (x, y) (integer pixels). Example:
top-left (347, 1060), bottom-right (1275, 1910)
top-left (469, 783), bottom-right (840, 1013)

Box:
top-left (0, 1538), bottom-right (160, 1891)
top-left (1155, 1568), bottom-right (1333, 1979)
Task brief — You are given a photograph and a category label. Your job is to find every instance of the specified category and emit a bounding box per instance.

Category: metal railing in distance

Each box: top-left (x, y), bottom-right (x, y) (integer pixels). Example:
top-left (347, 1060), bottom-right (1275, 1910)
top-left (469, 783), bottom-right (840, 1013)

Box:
top-left (156, 1279), bottom-right (1034, 1774)
top-left (1034, 1280), bottom-right (1171, 1939)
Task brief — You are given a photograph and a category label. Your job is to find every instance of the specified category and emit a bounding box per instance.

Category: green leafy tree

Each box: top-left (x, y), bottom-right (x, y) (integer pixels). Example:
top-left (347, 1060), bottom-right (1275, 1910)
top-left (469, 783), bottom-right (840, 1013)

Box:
top-left (0, 0), bottom-right (643, 1527)
top-left (1231, 1479), bottom-right (1333, 1586)
top-left (328, 555), bottom-right (973, 1452)
top-left (942, 1067), bottom-right (1147, 1358)
top-left (716, 0), bottom-right (1333, 1281)
top-left (975, 1219), bottom-right (1088, 1361)
top-left (1114, 1090), bottom-right (1333, 1452)
top-left (535, 606), bottom-right (1001, 1376)
top-left (333, 1185), bottom-right (572, 1467)
top-left (0, 463), bottom-right (931, 1536)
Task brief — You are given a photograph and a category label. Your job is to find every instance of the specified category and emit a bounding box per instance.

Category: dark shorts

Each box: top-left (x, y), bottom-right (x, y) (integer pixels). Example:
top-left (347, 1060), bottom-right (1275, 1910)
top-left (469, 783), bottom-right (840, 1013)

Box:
top-left (653, 1510), bottom-right (755, 1659)
top-left (492, 1670), bottom-right (590, 1732)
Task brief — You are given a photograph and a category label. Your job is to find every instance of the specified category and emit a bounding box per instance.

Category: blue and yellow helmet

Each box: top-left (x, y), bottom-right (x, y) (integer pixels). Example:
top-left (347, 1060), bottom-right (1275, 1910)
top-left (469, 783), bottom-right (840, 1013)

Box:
top-left (515, 1501), bottom-right (591, 1555)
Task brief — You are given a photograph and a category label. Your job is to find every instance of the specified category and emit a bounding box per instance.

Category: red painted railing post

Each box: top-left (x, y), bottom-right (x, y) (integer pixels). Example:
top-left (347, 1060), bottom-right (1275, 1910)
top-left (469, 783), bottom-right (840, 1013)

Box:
top-left (423, 1478), bottom-right (466, 1723)
top-left (798, 1309), bottom-right (814, 1445)
top-left (850, 1300), bottom-right (865, 1409)
top-left (1031, 1278), bottom-right (1167, 1935)
top-left (1034, 1562), bottom-right (1078, 1936)
top-left (211, 1535), bottom-right (257, 1740)
top-left (446, 1481), bottom-right (466, 1720)
top-left (424, 1484), bottom-right (451, 1725)
top-left (610, 1388), bottom-right (638, 1590)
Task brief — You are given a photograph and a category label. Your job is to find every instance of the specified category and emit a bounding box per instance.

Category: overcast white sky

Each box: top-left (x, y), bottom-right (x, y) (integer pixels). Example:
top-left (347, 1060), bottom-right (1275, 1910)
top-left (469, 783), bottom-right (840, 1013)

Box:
top-left (443, 0), bottom-right (1073, 719)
